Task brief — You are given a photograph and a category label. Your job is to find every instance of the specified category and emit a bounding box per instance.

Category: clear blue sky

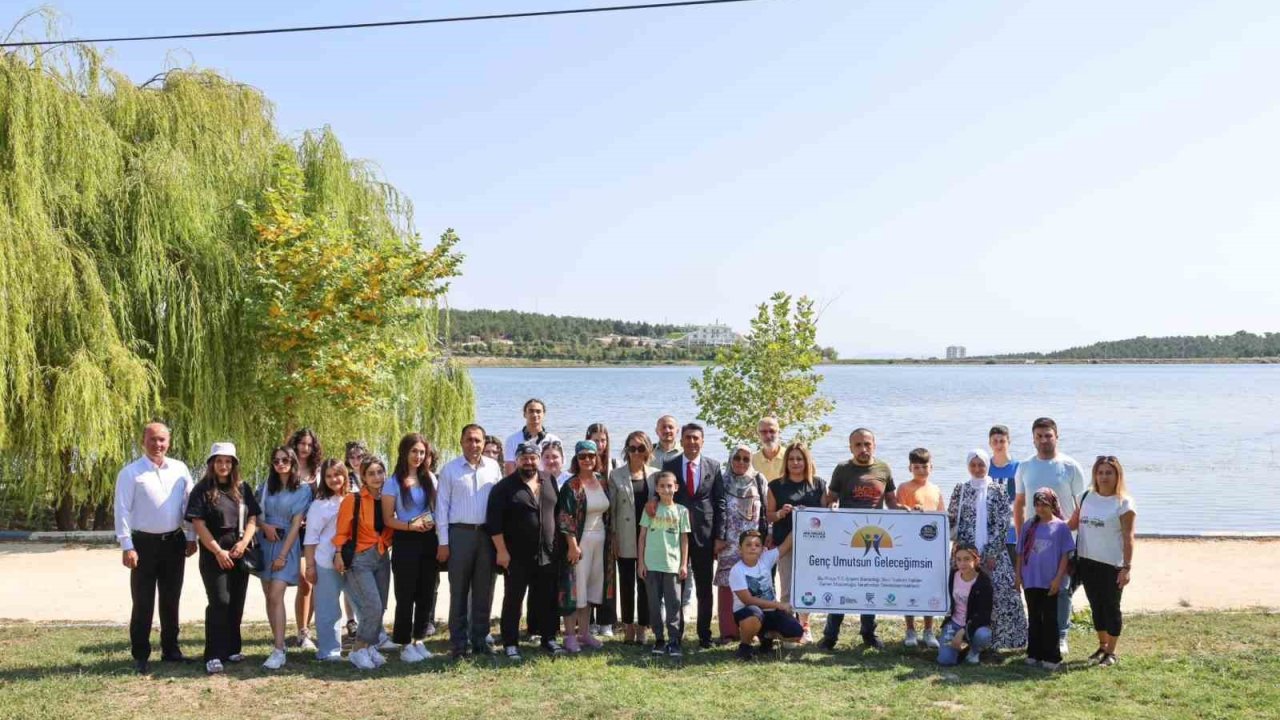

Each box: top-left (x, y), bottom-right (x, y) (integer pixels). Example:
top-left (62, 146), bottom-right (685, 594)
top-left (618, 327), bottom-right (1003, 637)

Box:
top-left (20, 1), bottom-right (1280, 356)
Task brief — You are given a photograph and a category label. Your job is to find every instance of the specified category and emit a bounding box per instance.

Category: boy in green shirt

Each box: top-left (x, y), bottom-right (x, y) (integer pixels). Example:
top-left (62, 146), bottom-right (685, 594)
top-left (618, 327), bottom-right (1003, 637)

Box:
top-left (639, 472), bottom-right (690, 657)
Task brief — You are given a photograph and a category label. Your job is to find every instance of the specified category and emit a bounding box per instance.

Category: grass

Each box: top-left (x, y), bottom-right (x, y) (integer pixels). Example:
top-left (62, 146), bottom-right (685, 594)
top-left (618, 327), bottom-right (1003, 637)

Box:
top-left (0, 611), bottom-right (1276, 720)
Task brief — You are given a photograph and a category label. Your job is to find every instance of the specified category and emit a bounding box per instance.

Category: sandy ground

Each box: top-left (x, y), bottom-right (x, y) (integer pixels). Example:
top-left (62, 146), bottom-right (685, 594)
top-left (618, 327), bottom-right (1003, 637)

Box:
top-left (0, 538), bottom-right (1275, 624)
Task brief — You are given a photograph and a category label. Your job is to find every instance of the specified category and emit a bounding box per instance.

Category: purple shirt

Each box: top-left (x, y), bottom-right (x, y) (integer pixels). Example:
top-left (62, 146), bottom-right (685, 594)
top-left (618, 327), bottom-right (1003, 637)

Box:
top-left (1018, 517), bottom-right (1075, 590)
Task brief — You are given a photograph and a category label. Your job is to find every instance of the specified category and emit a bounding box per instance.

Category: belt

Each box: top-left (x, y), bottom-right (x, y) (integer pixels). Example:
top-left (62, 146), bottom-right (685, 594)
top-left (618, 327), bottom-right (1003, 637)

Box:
top-left (449, 523), bottom-right (482, 530)
top-left (133, 529), bottom-right (185, 540)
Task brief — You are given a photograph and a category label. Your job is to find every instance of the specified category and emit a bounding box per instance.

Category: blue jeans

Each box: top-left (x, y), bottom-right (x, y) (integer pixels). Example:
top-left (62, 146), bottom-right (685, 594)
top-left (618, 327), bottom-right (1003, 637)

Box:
top-left (822, 613), bottom-right (877, 643)
top-left (936, 620), bottom-right (992, 665)
top-left (313, 566), bottom-right (345, 660)
top-left (1057, 575), bottom-right (1073, 639)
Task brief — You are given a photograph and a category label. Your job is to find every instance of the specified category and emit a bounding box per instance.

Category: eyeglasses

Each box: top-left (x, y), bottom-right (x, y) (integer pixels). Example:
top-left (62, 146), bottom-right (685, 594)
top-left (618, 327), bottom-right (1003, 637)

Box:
top-left (271, 457), bottom-right (291, 466)
top-left (731, 455), bottom-right (751, 463)
top-left (626, 445), bottom-right (647, 453)
top-left (758, 429), bottom-right (777, 436)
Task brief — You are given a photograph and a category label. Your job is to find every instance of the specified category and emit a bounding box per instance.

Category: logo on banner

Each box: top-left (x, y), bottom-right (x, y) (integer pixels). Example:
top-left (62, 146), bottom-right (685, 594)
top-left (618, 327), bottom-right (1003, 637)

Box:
top-left (920, 522), bottom-right (939, 541)
top-left (886, 593), bottom-right (897, 606)
top-left (801, 592), bottom-right (817, 607)
top-left (851, 525), bottom-right (894, 556)
top-left (802, 516), bottom-right (827, 540)
top-left (908, 598), bottom-right (918, 607)
top-left (823, 592), bottom-right (833, 604)
top-left (929, 596), bottom-right (941, 609)
top-left (865, 592), bottom-right (876, 605)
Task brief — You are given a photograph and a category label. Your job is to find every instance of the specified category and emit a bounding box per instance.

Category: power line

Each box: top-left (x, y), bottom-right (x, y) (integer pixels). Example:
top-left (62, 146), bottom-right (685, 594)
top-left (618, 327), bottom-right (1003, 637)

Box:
top-left (0, 0), bottom-right (765, 48)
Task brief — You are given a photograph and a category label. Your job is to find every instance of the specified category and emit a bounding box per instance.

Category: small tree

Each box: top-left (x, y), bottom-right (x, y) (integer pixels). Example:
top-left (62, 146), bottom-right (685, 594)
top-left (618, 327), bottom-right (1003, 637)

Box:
top-left (690, 292), bottom-right (834, 450)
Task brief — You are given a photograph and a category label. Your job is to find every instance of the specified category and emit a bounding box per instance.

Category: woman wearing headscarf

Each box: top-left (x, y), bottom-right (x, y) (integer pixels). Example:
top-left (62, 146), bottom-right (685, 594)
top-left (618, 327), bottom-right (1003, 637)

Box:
top-left (712, 444), bottom-right (770, 643)
top-left (948, 448), bottom-right (1026, 649)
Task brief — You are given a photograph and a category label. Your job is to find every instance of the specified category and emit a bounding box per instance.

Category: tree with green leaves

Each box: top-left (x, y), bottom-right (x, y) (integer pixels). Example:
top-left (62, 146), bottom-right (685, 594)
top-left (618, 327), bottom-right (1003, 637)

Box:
top-left (0, 35), bottom-right (473, 529)
top-left (690, 292), bottom-right (834, 450)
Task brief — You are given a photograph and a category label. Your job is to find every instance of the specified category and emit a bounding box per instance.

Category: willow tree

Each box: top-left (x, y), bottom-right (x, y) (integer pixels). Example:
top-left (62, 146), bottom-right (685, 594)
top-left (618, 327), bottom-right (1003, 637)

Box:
top-left (0, 39), bottom-right (472, 528)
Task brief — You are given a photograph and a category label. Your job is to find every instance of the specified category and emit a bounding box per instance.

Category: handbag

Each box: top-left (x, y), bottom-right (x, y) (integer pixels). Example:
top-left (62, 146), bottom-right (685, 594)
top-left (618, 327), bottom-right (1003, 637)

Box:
top-left (340, 492), bottom-right (360, 568)
top-left (238, 498), bottom-right (264, 575)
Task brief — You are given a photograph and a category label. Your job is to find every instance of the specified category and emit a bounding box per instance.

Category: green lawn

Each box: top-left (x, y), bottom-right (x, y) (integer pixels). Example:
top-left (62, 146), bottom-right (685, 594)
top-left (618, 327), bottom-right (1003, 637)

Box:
top-left (1, 611), bottom-right (1276, 719)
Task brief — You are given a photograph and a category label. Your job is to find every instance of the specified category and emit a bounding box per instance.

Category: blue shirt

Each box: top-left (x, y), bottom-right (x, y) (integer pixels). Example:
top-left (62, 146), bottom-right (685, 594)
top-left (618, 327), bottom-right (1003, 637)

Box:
top-left (988, 459), bottom-right (1019, 544)
top-left (391, 474), bottom-right (432, 521)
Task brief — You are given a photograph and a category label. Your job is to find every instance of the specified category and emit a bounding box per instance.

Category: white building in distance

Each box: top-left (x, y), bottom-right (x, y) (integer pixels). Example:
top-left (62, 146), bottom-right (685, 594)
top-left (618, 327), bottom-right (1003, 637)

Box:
top-left (678, 324), bottom-right (740, 348)
top-left (946, 345), bottom-right (967, 359)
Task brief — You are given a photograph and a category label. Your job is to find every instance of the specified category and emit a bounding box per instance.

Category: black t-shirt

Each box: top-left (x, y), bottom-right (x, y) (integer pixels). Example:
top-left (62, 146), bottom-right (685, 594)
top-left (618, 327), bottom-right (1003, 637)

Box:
top-left (186, 484), bottom-right (262, 549)
top-left (485, 471), bottom-right (556, 565)
top-left (829, 460), bottom-right (895, 509)
top-left (767, 477), bottom-right (828, 544)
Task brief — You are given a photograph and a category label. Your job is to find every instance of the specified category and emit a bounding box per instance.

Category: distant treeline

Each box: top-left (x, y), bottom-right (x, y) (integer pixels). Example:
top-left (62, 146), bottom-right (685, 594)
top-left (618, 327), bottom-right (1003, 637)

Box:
top-left (997, 331), bottom-right (1280, 360)
top-left (442, 308), bottom-right (690, 344)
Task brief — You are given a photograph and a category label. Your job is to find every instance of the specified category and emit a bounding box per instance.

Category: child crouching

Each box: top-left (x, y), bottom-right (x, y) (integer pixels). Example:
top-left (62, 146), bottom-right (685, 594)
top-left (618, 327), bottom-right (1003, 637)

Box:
top-left (728, 530), bottom-right (802, 660)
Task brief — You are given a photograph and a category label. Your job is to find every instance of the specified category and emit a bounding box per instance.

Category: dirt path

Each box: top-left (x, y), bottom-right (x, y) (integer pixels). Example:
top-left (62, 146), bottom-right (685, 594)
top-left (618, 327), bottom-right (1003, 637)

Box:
top-left (1, 538), bottom-right (1275, 624)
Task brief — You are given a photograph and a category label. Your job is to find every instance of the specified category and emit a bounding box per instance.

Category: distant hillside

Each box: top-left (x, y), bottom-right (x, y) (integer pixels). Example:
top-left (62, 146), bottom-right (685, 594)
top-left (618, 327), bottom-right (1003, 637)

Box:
top-left (998, 331), bottom-right (1280, 360)
top-left (442, 308), bottom-right (689, 344)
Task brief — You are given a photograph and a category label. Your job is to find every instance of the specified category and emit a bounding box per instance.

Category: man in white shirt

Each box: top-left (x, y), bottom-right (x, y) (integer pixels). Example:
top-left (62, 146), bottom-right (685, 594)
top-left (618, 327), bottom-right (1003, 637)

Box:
top-left (113, 422), bottom-right (197, 673)
top-left (437, 423), bottom-right (504, 659)
top-left (503, 399), bottom-right (561, 475)
top-left (653, 415), bottom-right (682, 467)
top-left (1014, 417), bottom-right (1086, 653)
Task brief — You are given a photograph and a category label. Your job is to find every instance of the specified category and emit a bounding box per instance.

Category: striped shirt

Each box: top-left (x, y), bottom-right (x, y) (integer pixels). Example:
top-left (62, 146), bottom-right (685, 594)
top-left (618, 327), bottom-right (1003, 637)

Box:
top-left (436, 455), bottom-right (502, 546)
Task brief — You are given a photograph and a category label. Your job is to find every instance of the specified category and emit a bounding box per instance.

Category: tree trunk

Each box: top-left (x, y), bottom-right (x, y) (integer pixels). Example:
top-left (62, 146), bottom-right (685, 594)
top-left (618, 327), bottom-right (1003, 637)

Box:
top-left (76, 500), bottom-right (94, 530)
top-left (93, 499), bottom-right (111, 531)
top-left (54, 491), bottom-right (76, 531)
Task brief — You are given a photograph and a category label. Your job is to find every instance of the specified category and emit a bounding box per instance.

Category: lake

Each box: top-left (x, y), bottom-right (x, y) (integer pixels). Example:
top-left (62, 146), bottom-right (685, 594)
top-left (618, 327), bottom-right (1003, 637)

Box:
top-left (469, 364), bottom-right (1280, 535)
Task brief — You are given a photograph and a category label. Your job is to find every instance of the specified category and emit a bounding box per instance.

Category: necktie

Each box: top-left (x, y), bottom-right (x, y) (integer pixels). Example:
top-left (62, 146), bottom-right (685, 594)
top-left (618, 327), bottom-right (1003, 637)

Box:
top-left (686, 461), bottom-right (696, 495)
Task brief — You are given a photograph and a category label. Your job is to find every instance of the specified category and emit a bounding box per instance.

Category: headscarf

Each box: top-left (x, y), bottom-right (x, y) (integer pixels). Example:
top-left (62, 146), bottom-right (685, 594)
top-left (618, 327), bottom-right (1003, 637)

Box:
top-left (726, 443), bottom-right (758, 493)
top-left (966, 449), bottom-right (991, 549)
top-left (1021, 487), bottom-right (1063, 568)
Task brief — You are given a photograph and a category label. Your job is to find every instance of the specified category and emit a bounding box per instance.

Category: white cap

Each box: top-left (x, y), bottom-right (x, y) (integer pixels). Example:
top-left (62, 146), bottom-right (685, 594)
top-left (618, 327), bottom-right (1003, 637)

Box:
top-left (205, 441), bottom-right (238, 464)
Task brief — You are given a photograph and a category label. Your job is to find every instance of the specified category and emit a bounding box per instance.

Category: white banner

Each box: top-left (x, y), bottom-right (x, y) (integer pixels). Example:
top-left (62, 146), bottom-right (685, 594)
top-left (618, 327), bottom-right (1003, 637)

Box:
top-left (790, 508), bottom-right (951, 616)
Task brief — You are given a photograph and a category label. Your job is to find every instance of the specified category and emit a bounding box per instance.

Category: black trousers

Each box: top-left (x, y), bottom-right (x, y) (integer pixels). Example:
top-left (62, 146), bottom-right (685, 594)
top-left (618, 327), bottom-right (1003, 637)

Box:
top-left (198, 550), bottom-right (249, 662)
top-left (1077, 557), bottom-right (1125, 637)
top-left (391, 530), bottom-right (440, 644)
top-left (1025, 588), bottom-right (1062, 663)
top-left (617, 558), bottom-right (649, 626)
top-left (129, 531), bottom-right (187, 661)
top-left (500, 556), bottom-right (557, 647)
top-left (683, 545), bottom-right (715, 642)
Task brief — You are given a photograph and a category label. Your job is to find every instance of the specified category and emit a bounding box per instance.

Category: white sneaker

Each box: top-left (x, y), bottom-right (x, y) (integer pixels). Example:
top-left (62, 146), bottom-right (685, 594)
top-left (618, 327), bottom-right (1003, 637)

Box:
top-left (425, 622), bottom-right (437, 637)
top-left (227, 653), bottom-right (245, 663)
top-left (349, 648), bottom-right (375, 670)
top-left (413, 641), bottom-right (433, 660)
top-left (589, 624), bottom-right (601, 635)
top-left (318, 653), bottom-right (344, 663)
top-left (368, 647), bottom-right (387, 667)
top-left (377, 635), bottom-right (399, 652)
top-left (262, 648), bottom-right (286, 670)
top-left (801, 628), bottom-right (813, 644)
top-left (205, 659), bottom-right (224, 674)
top-left (401, 643), bottom-right (423, 663)
top-left (1059, 637), bottom-right (1069, 656)
top-left (600, 625), bottom-right (615, 638)
top-left (904, 629), bottom-right (918, 647)
top-left (923, 630), bottom-right (940, 649)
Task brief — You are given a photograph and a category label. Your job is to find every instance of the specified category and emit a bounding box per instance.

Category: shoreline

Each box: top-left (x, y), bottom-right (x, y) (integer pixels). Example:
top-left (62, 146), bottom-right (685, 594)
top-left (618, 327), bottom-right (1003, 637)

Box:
top-left (458, 356), bottom-right (1280, 369)
top-left (2, 538), bottom-right (1275, 623)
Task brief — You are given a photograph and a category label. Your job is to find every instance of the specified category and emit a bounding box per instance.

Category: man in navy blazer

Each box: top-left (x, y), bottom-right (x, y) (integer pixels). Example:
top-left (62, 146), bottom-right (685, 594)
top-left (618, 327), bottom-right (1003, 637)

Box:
top-left (662, 422), bottom-right (723, 648)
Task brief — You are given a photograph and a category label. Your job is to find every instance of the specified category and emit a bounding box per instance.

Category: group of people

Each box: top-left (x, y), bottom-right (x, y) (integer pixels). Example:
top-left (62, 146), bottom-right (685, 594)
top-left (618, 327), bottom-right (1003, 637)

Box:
top-left (114, 403), bottom-right (1136, 676)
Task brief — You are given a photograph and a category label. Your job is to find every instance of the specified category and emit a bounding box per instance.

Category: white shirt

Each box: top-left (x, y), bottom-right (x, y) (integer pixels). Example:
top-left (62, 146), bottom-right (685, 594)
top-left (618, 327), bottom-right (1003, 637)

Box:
top-left (556, 471), bottom-right (572, 489)
top-left (680, 455), bottom-right (703, 494)
top-left (1076, 492), bottom-right (1136, 567)
top-left (503, 428), bottom-right (562, 467)
top-left (113, 455), bottom-right (196, 551)
top-left (302, 495), bottom-right (343, 570)
top-left (729, 548), bottom-right (780, 612)
top-left (1014, 454), bottom-right (1086, 523)
top-left (436, 455), bottom-right (502, 546)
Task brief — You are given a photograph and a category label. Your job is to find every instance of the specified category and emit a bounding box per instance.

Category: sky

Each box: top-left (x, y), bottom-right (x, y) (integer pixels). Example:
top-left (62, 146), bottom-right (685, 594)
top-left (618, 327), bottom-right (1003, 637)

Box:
top-left (14, 0), bottom-right (1280, 357)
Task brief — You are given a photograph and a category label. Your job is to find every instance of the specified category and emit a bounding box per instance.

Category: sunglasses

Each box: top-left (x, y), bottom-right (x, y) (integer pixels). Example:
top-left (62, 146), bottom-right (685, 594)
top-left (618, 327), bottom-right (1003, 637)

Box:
top-left (732, 455), bottom-right (751, 462)
top-left (576, 454), bottom-right (596, 461)
top-left (1096, 455), bottom-right (1118, 462)
top-left (626, 445), bottom-right (647, 453)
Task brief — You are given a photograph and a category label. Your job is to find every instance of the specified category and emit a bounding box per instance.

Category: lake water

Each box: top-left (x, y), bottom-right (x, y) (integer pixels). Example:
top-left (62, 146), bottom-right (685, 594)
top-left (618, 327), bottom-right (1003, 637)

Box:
top-left (470, 364), bottom-right (1280, 535)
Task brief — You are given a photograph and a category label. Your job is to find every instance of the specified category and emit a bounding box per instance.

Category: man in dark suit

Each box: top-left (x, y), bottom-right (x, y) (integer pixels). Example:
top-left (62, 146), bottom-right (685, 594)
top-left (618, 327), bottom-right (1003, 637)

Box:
top-left (662, 422), bottom-right (723, 649)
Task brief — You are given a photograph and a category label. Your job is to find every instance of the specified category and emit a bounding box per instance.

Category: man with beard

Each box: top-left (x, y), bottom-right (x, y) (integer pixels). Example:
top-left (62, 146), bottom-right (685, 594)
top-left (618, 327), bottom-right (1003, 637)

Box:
top-left (751, 416), bottom-right (785, 480)
top-left (818, 428), bottom-right (901, 651)
top-left (653, 415), bottom-right (682, 467)
top-left (487, 442), bottom-right (564, 659)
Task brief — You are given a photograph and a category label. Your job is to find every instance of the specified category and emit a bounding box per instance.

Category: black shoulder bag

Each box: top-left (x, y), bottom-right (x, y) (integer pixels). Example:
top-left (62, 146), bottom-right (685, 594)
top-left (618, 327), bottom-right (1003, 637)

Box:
top-left (238, 496), bottom-right (264, 575)
top-left (340, 493), bottom-right (361, 568)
